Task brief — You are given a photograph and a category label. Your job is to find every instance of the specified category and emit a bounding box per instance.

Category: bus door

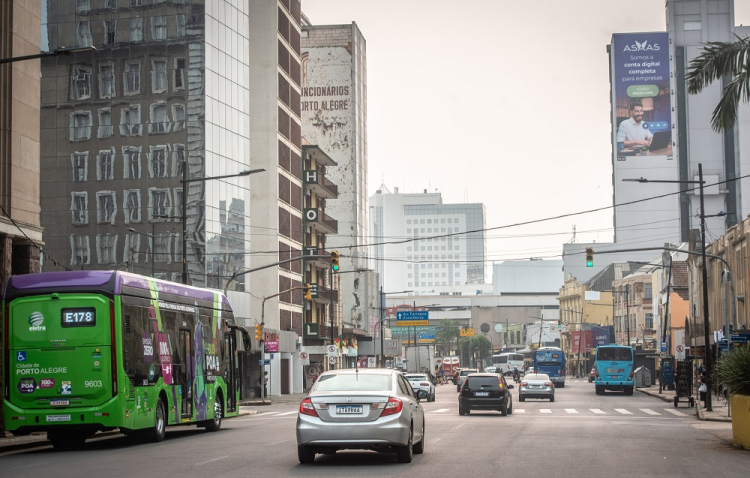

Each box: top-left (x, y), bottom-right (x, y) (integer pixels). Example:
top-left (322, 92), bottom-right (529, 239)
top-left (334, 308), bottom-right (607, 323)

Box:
top-left (224, 331), bottom-right (237, 413)
top-left (179, 329), bottom-right (193, 419)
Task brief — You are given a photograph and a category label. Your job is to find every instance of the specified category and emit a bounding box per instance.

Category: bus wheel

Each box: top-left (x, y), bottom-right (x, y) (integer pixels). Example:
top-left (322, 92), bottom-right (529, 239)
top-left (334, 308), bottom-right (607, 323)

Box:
top-left (595, 386), bottom-right (604, 395)
top-left (624, 387), bottom-right (634, 396)
top-left (204, 394), bottom-right (223, 432)
top-left (148, 398), bottom-right (167, 442)
top-left (48, 429), bottom-right (86, 450)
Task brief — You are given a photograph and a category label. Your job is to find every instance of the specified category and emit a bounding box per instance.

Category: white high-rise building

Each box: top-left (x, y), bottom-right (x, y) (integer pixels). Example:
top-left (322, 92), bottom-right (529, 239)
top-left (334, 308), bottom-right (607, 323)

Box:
top-left (369, 186), bottom-right (487, 294)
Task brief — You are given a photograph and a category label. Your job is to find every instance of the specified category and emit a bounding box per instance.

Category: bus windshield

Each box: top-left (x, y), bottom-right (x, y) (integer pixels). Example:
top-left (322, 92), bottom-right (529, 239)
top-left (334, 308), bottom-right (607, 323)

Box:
top-left (597, 347), bottom-right (633, 362)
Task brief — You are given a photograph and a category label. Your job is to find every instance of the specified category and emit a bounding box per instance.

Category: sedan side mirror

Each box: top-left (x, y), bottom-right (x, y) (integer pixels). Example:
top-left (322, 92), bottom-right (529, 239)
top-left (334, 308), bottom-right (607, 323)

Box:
top-left (416, 389), bottom-right (428, 400)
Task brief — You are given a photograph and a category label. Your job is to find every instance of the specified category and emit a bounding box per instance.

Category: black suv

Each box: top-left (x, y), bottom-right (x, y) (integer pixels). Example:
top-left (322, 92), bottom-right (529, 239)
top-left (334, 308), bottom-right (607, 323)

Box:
top-left (458, 373), bottom-right (514, 416)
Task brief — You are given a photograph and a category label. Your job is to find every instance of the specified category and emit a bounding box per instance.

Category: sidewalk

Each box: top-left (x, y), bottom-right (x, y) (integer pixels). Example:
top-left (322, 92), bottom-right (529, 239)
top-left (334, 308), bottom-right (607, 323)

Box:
top-left (636, 385), bottom-right (732, 422)
top-left (239, 392), bottom-right (307, 407)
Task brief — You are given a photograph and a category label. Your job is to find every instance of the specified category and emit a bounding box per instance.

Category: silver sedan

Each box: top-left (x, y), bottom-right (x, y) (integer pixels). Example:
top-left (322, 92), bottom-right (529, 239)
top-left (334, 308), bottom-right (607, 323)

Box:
top-left (296, 368), bottom-right (428, 464)
top-left (518, 373), bottom-right (555, 402)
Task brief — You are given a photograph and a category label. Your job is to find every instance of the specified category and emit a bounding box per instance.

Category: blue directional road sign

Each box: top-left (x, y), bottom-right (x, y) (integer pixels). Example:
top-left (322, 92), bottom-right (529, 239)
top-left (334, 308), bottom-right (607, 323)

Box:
top-left (660, 342), bottom-right (667, 353)
top-left (396, 310), bottom-right (429, 326)
top-left (259, 359), bottom-right (271, 365)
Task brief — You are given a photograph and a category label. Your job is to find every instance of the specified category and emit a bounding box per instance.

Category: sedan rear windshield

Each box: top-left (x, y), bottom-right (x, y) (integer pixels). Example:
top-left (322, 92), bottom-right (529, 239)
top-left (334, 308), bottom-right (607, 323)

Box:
top-left (314, 374), bottom-right (391, 392)
top-left (460, 370), bottom-right (477, 376)
top-left (466, 377), bottom-right (500, 388)
top-left (405, 375), bottom-right (428, 381)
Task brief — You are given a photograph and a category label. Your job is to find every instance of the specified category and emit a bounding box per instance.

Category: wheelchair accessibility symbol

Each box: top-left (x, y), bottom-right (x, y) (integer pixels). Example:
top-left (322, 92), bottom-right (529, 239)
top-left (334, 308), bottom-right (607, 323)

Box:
top-left (17, 351), bottom-right (26, 362)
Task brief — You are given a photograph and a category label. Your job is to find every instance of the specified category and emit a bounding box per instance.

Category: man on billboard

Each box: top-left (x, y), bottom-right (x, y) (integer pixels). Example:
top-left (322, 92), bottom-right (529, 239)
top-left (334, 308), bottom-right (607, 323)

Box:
top-left (616, 100), bottom-right (653, 150)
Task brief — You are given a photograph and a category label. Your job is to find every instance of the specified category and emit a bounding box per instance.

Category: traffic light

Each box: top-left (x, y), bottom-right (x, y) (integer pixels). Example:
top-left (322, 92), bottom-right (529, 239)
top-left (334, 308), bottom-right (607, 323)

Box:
top-left (331, 250), bottom-right (340, 272)
top-left (254, 323), bottom-right (262, 341)
top-left (463, 325), bottom-right (469, 332)
top-left (585, 247), bottom-right (594, 267)
top-left (304, 283), bottom-right (312, 301)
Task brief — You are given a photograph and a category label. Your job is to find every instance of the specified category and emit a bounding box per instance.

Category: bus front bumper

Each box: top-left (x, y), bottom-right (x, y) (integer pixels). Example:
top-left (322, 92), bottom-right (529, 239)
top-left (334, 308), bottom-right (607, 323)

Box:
top-left (3, 397), bottom-right (121, 435)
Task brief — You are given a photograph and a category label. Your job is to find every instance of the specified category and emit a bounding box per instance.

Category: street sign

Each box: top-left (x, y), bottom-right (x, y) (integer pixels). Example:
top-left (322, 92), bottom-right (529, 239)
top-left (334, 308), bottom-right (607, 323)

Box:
top-left (418, 332), bottom-right (435, 343)
top-left (265, 341), bottom-right (279, 353)
top-left (660, 342), bottom-right (668, 353)
top-left (367, 357), bottom-right (376, 368)
top-left (460, 328), bottom-right (475, 337)
top-left (659, 351), bottom-right (667, 358)
top-left (259, 359), bottom-right (270, 365)
top-left (480, 323), bottom-right (490, 333)
top-left (326, 345), bottom-right (338, 356)
top-left (328, 356), bottom-right (337, 365)
top-left (396, 310), bottom-right (429, 326)
top-left (675, 344), bottom-right (686, 361)
top-left (299, 351), bottom-right (310, 365)
top-left (384, 339), bottom-right (399, 355)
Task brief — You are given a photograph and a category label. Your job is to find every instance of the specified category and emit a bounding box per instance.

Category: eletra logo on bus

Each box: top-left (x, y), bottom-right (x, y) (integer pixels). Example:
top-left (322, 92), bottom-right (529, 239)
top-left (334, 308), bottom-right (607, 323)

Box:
top-left (28, 311), bottom-right (46, 331)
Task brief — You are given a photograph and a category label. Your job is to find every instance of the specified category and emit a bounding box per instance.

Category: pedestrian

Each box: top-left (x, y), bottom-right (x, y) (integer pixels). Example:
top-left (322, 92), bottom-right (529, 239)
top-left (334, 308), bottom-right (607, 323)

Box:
top-left (259, 371), bottom-right (268, 397)
top-left (698, 372), bottom-right (707, 406)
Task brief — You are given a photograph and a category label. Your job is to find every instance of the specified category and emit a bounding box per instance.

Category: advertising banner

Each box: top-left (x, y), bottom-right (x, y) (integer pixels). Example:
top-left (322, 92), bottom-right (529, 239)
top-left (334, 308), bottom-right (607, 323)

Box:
top-left (571, 330), bottom-right (594, 354)
top-left (612, 32), bottom-right (672, 160)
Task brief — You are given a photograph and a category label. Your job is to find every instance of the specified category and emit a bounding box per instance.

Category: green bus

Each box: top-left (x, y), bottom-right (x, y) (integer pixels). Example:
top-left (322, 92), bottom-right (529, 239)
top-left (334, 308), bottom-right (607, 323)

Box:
top-left (2, 270), bottom-right (250, 449)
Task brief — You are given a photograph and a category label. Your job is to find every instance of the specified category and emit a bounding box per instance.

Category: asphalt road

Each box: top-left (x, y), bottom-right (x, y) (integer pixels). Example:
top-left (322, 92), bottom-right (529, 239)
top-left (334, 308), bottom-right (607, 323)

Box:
top-left (2, 378), bottom-right (748, 477)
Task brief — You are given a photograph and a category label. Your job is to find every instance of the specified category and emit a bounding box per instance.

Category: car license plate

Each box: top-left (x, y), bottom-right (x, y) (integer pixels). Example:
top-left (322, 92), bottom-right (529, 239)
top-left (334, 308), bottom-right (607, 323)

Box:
top-left (474, 391), bottom-right (489, 397)
top-left (336, 405), bottom-right (363, 414)
top-left (49, 399), bottom-right (69, 406)
top-left (46, 415), bottom-right (71, 422)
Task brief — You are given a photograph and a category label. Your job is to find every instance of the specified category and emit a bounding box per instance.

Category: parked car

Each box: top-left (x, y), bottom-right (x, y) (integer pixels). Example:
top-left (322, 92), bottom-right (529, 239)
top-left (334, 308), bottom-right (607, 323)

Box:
top-left (589, 367), bottom-right (596, 383)
top-left (518, 373), bottom-right (555, 402)
top-left (456, 368), bottom-right (478, 392)
top-left (296, 369), bottom-right (428, 464)
top-left (405, 373), bottom-right (436, 402)
top-left (458, 373), bottom-right (514, 416)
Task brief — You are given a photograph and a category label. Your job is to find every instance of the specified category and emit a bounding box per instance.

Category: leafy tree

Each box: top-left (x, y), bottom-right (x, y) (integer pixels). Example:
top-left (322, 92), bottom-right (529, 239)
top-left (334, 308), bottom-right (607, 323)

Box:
top-left (686, 35), bottom-right (750, 132)
top-left (435, 319), bottom-right (460, 356)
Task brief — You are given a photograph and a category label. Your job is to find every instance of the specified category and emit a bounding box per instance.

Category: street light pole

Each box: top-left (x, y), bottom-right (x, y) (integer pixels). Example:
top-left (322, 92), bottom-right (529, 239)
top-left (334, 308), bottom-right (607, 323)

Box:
top-left (181, 168), bottom-right (265, 284)
top-left (0, 46), bottom-right (97, 65)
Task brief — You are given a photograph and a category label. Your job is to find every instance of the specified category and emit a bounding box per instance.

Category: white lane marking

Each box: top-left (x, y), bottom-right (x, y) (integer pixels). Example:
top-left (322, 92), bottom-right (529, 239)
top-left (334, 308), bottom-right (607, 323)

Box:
top-left (665, 409), bottom-right (687, 416)
top-left (453, 423), bottom-right (465, 429)
top-left (9, 462), bottom-right (51, 471)
top-left (515, 409), bottom-right (526, 413)
top-left (432, 408), bottom-right (450, 413)
top-left (564, 409), bottom-right (578, 414)
top-left (540, 409), bottom-right (552, 414)
top-left (640, 408), bottom-right (661, 416)
top-left (590, 409), bottom-right (606, 414)
top-left (431, 437), bottom-right (442, 444)
top-left (254, 411), bottom-right (281, 417)
top-left (277, 411), bottom-right (298, 416)
top-left (195, 455), bottom-right (228, 466)
top-left (615, 408), bottom-right (633, 415)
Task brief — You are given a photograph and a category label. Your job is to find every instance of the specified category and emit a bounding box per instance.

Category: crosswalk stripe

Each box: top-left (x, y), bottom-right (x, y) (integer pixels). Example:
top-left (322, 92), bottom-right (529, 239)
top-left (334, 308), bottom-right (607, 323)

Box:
top-left (590, 409), bottom-right (606, 414)
top-left (277, 411), bottom-right (298, 416)
top-left (640, 409), bottom-right (661, 416)
top-left (614, 408), bottom-right (632, 415)
top-left (564, 409), bottom-right (578, 414)
top-left (433, 408), bottom-right (450, 413)
top-left (254, 412), bottom-right (281, 417)
top-left (515, 409), bottom-right (525, 413)
top-left (540, 409), bottom-right (552, 414)
top-left (664, 409), bottom-right (687, 416)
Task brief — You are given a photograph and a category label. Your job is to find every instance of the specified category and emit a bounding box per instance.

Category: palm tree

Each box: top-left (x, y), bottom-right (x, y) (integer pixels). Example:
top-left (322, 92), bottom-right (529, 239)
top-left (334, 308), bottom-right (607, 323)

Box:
top-left (435, 319), bottom-right (460, 356)
top-left (686, 34), bottom-right (750, 132)
top-left (458, 335), bottom-right (492, 369)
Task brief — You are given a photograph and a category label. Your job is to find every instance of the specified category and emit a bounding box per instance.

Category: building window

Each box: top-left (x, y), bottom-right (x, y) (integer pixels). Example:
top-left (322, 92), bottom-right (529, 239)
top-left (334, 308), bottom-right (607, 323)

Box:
top-left (123, 146), bottom-right (142, 179)
top-left (96, 191), bottom-right (117, 224)
top-left (77, 22), bottom-right (93, 47)
top-left (71, 152), bottom-right (88, 182)
top-left (130, 18), bottom-right (143, 42)
top-left (148, 188), bottom-right (172, 219)
top-left (174, 188), bottom-right (183, 218)
top-left (77, 0), bottom-right (91, 12)
top-left (644, 283), bottom-right (652, 299)
top-left (98, 108), bottom-right (112, 138)
top-left (149, 102), bottom-right (170, 133)
top-left (120, 104), bottom-right (141, 136)
top-left (131, 0), bottom-right (142, 6)
top-left (153, 233), bottom-right (171, 263)
top-left (70, 65), bottom-right (92, 100)
top-left (172, 104), bottom-right (185, 131)
top-left (684, 21), bottom-right (701, 31)
top-left (70, 111), bottom-right (92, 142)
top-left (106, 0), bottom-right (118, 8)
top-left (176, 14), bottom-right (186, 37)
top-left (174, 58), bottom-right (186, 90)
top-left (96, 234), bottom-right (118, 264)
top-left (97, 148), bottom-right (115, 180)
top-left (104, 20), bottom-right (116, 44)
top-left (98, 62), bottom-right (115, 98)
top-left (645, 313), bottom-right (654, 329)
top-left (172, 144), bottom-right (185, 177)
top-left (149, 145), bottom-right (169, 177)
top-left (151, 16), bottom-right (167, 40)
top-left (124, 60), bottom-right (140, 95)
top-left (151, 59), bottom-right (167, 93)
top-left (71, 192), bottom-right (89, 225)
top-left (70, 235), bottom-right (91, 265)
top-left (124, 189), bottom-right (141, 224)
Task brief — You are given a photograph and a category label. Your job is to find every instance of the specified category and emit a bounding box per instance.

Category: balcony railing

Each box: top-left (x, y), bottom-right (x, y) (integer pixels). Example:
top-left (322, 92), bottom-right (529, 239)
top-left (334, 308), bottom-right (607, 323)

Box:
top-left (304, 207), bottom-right (338, 234)
top-left (304, 169), bottom-right (338, 199)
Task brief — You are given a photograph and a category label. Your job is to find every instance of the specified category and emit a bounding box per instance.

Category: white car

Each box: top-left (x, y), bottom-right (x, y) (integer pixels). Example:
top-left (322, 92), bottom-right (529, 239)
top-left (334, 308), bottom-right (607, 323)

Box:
top-left (404, 374), bottom-right (436, 402)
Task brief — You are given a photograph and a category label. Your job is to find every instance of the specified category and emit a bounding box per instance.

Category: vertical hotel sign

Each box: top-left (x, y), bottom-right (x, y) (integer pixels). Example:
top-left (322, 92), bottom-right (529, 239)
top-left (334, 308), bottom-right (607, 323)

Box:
top-left (612, 33), bottom-right (672, 160)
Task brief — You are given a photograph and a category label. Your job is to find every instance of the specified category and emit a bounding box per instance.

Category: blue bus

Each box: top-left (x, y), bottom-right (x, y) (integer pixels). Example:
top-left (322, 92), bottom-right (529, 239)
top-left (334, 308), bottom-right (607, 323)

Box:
top-left (534, 347), bottom-right (566, 388)
top-left (594, 345), bottom-right (634, 395)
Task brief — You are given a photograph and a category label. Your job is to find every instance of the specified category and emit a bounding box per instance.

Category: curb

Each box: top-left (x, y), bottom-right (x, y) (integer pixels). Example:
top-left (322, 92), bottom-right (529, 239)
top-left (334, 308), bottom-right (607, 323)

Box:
top-left (1, 412), bottom-right (253, 453)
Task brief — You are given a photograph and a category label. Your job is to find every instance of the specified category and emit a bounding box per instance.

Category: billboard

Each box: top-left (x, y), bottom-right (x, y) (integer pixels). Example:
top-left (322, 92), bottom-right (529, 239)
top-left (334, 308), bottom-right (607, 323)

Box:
top-left (612, 32), bottom-right (672, 160)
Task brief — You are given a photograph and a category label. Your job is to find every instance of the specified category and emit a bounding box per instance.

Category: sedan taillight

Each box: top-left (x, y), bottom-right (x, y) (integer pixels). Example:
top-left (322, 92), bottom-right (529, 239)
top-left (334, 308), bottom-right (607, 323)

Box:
top-left (380, 397), bottom-right (403, 417)
top-left (420, 382), bottom-right (430, 386)
top-left (300, 398), bottom-right (318, 417)
top-left (544, 382), bottom-right (553, 387)
top-left (520, 382), bottom-right (528, 387)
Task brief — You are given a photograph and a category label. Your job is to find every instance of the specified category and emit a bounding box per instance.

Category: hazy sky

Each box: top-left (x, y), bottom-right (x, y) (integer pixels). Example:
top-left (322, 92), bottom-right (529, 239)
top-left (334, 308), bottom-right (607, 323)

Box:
top-left (303, 1), bottom-right (750, 265)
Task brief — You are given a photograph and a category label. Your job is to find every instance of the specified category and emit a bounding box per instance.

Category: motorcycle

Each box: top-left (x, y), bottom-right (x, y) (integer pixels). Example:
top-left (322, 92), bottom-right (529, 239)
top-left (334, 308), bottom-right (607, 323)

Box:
top-left (512, 371), bottom-right (520, 383)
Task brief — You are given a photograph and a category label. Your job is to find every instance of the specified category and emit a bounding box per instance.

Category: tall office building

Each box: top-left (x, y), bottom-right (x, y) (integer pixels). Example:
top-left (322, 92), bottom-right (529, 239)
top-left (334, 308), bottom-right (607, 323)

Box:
top-left (39, 0), bottom-right (252, 298)
top-left (300, 22), bottom-right (369, 328)
top-left (369, 186), bottom-right (487, 295)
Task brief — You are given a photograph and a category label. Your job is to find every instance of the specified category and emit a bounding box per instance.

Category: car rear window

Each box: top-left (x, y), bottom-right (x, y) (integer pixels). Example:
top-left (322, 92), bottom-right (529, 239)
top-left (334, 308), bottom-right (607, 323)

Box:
top-left (405, 375), bottom-right (428, 381)
top-left (314, 374), bottom-right (391, 392)
top-left (466, 377), bottom-right (500, 388)
top-left (460, 370), bottom-right (477, 376)
top-left (524, 374), bottom-right (550, 381)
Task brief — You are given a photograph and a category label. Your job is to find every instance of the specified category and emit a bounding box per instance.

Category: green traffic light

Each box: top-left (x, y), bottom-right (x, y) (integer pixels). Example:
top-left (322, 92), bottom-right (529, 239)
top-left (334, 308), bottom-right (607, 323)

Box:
top-left (332, 264), bottom-right (339, 271)
top-left (586, 260), bottom-right (593, 267)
